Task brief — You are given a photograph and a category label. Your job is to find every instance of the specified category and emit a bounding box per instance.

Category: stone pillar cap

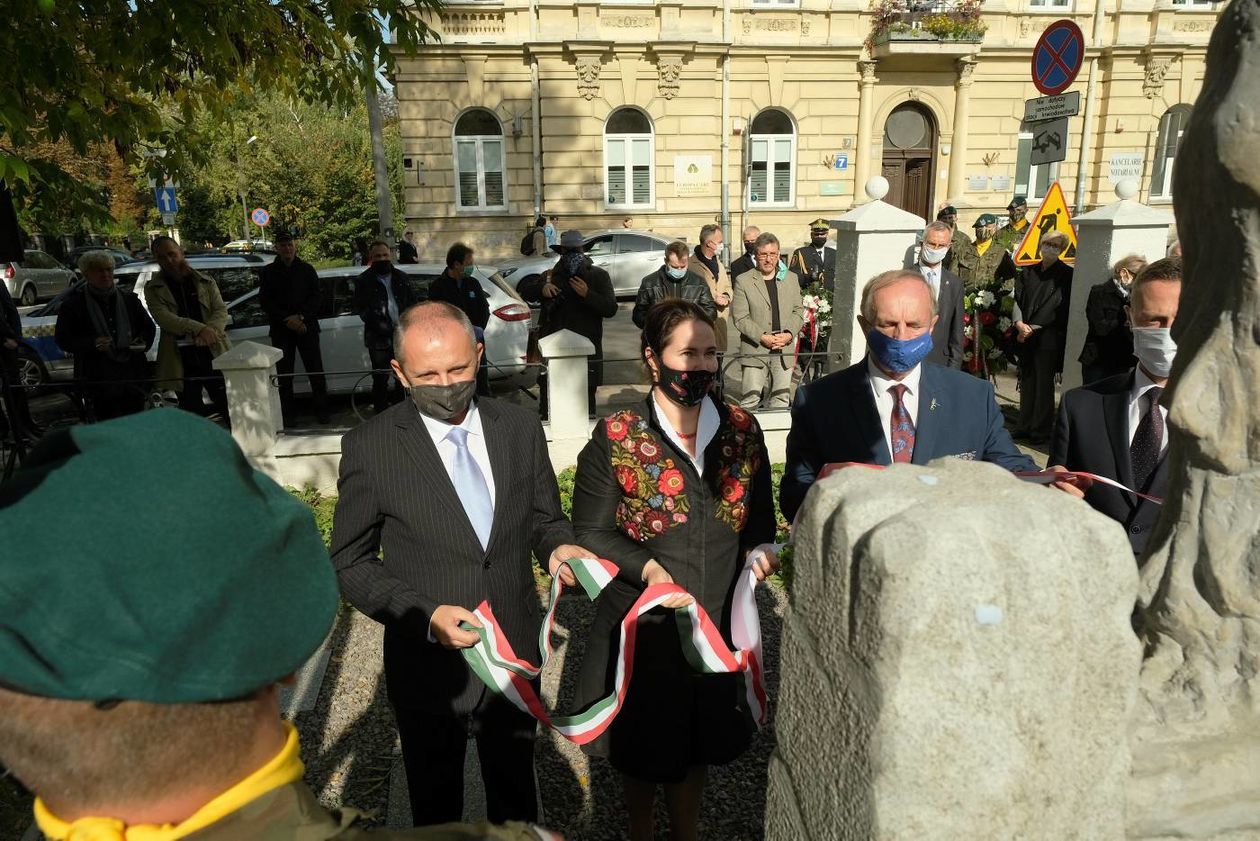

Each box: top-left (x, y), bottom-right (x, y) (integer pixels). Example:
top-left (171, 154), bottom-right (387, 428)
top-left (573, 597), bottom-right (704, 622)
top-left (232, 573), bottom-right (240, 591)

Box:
top-left (539, 329), bottom-right (596, 358)
top-left (212, 340), bottom-right (284, 371)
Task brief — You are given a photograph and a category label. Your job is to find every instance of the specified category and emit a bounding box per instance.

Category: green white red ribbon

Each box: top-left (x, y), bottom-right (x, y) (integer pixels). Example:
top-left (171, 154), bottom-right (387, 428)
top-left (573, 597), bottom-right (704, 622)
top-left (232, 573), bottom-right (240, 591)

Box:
top-left (460, 555), bottom-right (770, 745)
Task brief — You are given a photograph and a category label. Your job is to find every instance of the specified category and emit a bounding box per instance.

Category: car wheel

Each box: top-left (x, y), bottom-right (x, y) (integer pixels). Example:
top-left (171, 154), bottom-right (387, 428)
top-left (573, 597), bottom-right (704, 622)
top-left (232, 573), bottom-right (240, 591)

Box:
top-left (19, 284), bottom-right (36, 306)
top-left (15, 345), bottom-right (48, 391)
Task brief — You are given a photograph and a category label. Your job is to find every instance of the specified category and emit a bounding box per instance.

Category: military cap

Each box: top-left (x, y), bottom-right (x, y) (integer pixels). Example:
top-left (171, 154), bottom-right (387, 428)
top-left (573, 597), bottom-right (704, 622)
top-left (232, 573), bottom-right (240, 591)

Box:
top-left (808, 218), bottom-right (830, 231)
top-left (274, 230), bottom-right (295, 243)
top-left (1008, 196), bottom-right (1028, 210)
top-left (938, 205), bottom-right (958, 217)
top-left (973, 213), bottom-right (999, 227)
top-left (0, 411), bottom-right (338, 704)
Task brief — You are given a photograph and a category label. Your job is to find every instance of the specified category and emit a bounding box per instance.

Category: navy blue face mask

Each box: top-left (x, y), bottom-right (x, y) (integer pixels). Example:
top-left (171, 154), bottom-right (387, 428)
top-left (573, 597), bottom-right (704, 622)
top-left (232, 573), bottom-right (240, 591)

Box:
top-left (866, 328), bottom-right (934, 374)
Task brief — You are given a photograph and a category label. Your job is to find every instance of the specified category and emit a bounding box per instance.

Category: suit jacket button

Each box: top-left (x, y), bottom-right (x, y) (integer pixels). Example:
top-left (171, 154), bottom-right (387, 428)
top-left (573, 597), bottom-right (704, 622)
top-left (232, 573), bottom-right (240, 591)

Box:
top-left (483, 560), bottom-right (491, 569)
top-left (1130, 525), bottom-right (1141, 534)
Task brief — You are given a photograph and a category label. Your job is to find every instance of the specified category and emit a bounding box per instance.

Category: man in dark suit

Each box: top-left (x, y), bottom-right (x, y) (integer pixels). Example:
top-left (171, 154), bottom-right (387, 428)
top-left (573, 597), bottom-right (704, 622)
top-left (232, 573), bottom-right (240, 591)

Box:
top-left (354, 239), bottom-right (421, 414)
top-left (915, 220), bottom-right (965, 369)
top-left (331, 301), bottom-right (589, 827)
top-left (259, 231), bottom-right (328, 423)
top-left (729, 225), bottom-right (760, 279)
top-left (1049, 258), bottom-right (1181, 557)
top-left (781, 269), bottom-right (1036, 522)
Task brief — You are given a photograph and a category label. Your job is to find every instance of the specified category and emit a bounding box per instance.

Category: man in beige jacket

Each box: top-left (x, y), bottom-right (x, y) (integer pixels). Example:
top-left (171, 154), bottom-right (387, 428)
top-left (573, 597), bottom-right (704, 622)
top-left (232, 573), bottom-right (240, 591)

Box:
top-left (145, 236), bottom-right (231, 419)
top-left (731, 231), bottom-right (804, 409)
top-left (687, 223), bottom-right (733, 351)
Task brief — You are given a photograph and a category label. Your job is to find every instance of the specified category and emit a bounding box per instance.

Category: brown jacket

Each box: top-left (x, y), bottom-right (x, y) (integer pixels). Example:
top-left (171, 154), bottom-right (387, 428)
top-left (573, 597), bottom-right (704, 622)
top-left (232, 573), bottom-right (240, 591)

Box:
top-left (687, 252), bottom-right (733, 351)
top-left (143, 268), bottom-right (231, 391)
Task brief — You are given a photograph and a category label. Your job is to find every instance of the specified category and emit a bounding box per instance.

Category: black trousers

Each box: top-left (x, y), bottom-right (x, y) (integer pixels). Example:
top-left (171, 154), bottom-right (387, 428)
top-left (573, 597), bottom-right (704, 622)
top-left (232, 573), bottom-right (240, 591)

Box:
top-left (177, 346), bottom-right (228, 419)
top-left (88, 381), bottom-right (148, 420)
top-left (272, 328), bottom-right (327, 414)
top-left (367, 345), bottom-right (401, 414)
top-left (0, 348), bottom-right (35, 437)
top-left (393, 693), bottom-right (538, 827)
top-left (1017, 329), bottom-right (1060, 440)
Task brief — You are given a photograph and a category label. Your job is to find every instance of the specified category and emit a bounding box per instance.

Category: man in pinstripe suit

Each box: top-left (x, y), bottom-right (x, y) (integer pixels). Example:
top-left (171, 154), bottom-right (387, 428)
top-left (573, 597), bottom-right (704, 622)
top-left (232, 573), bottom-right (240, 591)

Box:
top-left (331, 301), bottom-right (589, 827)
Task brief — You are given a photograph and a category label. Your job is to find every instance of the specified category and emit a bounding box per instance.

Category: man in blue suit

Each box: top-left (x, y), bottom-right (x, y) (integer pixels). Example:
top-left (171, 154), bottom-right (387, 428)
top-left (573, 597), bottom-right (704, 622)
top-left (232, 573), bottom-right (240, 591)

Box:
top-left (781, 269), bottom-right (1037, 522)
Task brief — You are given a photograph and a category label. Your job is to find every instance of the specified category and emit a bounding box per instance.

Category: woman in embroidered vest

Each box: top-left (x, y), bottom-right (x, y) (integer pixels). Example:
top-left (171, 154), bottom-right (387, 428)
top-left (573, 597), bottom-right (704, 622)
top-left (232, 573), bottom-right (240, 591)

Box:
top-left (571, 299), bottom-right (779, 841)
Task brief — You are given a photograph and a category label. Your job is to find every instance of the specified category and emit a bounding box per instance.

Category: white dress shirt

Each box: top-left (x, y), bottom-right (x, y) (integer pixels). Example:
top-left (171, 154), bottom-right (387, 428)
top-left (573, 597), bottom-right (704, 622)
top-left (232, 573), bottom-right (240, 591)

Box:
top-left (652, 388), bottom-right (720, 476)
top-left (867, 358), bottom-right (923, 460)
top-left (1128, 367), bottom-right (1169, 455)
top-left (419, 400), bottom-right (497, 508)
top-left (918, 263), bottom-right (941, 300)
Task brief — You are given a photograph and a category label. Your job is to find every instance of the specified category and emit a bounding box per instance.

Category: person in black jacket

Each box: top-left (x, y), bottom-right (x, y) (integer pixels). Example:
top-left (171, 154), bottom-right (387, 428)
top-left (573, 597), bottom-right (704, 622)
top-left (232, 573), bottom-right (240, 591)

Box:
top-left (517, 230), bottom-right (617, 418)
top-left (354, 240), bottom-right (420, 414)
top-left (631, 240), bottom-right (716, 328)
top-left (429, 242), bottom-right (491, 395)
top-left (398, 230), bottom-right (419, 264)
top-left (0, 270), bottom-right (37, 440)
top-left (259, 232), bottom-right (328, 423)
top-left (1012, 230), bottom-right (1074, 443)
top-left (54, 251), bottom-right (156, 420)
top-left (1079, 254), bottom-right (1145, 385)
top-left (729, 225), bottom-right (759, 279)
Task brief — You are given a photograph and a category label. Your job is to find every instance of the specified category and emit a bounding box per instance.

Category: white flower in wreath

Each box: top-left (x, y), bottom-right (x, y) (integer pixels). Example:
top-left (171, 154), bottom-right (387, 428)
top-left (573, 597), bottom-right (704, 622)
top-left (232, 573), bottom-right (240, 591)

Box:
top-left (964, 325), bottom-right (974, 339)
top-left (818, 299), bottom-right (831, 314)
top-left (976, 290), bottom-right (996, 308)
top-left (998, 316), bottom-right (1012, 331)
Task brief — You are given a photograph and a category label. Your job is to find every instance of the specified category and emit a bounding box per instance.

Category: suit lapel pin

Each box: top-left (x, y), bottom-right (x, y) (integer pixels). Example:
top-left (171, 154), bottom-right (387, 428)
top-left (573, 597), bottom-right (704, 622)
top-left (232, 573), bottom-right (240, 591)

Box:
top-left (930, 398), bottom-right (940, 412)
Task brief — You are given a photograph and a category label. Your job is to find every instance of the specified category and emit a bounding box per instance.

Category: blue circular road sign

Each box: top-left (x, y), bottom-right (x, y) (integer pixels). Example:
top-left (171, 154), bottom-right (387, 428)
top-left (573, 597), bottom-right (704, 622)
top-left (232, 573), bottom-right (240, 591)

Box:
top-left (1032, 20), bottom-right (1085, 96)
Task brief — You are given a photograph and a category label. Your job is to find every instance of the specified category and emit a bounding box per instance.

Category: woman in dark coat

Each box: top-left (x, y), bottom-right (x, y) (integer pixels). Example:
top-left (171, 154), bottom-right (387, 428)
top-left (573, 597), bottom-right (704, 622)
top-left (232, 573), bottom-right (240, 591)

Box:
top-left (1012, 230), bottom-right (1074, 443)
top-left (571, 299), bottom-right (779, 841)
top-left (1078, 254), bottom-right (1144, 385)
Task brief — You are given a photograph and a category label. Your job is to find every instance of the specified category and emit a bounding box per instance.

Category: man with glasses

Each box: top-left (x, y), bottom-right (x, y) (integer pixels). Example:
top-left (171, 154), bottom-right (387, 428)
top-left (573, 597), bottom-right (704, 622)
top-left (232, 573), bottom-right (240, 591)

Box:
top-left (731, 232), bottom-right (803, 410)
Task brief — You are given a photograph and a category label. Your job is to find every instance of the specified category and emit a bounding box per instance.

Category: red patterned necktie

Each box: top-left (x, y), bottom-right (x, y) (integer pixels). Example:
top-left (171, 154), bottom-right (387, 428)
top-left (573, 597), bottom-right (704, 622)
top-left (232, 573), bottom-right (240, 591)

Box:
top-left (889, 383), bottom-right (915, 463)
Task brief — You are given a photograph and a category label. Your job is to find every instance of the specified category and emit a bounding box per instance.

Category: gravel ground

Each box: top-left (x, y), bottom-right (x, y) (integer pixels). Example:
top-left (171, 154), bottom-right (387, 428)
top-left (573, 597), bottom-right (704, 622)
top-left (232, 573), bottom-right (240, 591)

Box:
top-left (295, 582), bottom-right (789, 840)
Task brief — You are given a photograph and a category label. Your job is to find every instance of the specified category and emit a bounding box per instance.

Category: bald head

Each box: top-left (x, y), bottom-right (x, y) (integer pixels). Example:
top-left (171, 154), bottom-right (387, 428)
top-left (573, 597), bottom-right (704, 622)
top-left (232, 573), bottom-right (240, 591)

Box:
top-left (858, 270), bottom-right (938, 340)
top-left (390, 302), bottom-right (480, 383)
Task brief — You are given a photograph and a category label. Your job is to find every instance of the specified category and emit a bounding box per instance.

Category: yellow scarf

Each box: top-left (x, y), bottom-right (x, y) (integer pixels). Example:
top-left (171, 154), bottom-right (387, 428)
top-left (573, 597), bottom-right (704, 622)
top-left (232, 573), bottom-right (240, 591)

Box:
top-left (976, 239), bottom-right (993, 257)
top-left (35, 723), bottom-right (304, 841)
top-left (1011, 218), bottom-right (1028, 232)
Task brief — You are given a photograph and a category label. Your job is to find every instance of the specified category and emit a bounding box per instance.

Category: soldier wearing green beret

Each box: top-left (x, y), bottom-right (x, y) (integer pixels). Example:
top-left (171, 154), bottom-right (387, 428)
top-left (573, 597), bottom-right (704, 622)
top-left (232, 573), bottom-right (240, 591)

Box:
top-left (0, 410), bottom-right (558, 841)
top-left (935, 205), bottom-right (977, 280)
top-left (962, 213), bottom-right (1019, 292)
top-left (993, 196), bottom-right (1031, 255)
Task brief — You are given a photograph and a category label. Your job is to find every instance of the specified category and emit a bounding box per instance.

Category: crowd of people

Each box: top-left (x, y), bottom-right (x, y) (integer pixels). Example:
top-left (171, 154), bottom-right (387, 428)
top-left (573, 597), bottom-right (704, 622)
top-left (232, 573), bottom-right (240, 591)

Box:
top-left (0, 195), bottom-right (1182, 839)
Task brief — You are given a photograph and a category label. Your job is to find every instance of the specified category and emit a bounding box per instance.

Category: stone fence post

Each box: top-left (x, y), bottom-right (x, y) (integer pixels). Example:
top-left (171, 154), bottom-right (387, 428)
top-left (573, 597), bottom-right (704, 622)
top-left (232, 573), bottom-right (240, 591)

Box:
top-left (1062, 179), bottom-right (1175, 393)
top-left (539, 329), bottom-right (595, 441)
top-left (212, 340), bottom-right (284, 457)
top-left (829, 177), bottom-right (927, 372)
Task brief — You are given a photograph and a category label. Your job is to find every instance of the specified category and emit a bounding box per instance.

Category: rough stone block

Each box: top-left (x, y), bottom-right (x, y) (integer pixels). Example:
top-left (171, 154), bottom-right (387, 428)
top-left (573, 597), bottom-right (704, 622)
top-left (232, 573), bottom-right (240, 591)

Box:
top-left (766, 458), bottom-right (1140, 841)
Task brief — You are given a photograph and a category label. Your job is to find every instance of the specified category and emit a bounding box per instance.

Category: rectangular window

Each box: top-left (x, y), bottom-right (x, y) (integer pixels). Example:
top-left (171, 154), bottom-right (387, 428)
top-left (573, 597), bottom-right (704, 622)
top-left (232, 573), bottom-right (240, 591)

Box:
top-left (605, 137), bottom-right (653, 208)
top-left (1029, 0), bottom-right (1071, 7)
top-left (1014, 131), bottom-right (1059, 202)
top-left (749, 136), bottom-right (795, 206)
top-left (454, 138), bottom-right (507, 211)
top-left (1171, 0), bottom-right (1214, 6)
top-left (750, 0), bottom-right (799, 6)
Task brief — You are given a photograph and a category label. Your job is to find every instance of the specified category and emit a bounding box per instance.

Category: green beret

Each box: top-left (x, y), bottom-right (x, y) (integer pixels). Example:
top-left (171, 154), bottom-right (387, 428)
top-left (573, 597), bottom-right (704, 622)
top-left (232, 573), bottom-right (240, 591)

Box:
top-left (0, 411), bottom-right (338, 703)
top-left (974, 213), bottom-right (1000, 227)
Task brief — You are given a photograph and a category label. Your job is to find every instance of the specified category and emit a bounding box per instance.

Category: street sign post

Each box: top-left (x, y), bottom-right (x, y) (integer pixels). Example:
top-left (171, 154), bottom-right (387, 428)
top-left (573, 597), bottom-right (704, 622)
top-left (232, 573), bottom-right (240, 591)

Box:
top-left (161, 212), bottom-right (177, 227)
top-left (1023, 91), bottom-right (1081, 123)
top-left (251, 208), bottom-right (271, 227)
top-left (1029, 117), bottom-right (1070, 167)
top-left (1031, 20), bottom-right (1085, 96)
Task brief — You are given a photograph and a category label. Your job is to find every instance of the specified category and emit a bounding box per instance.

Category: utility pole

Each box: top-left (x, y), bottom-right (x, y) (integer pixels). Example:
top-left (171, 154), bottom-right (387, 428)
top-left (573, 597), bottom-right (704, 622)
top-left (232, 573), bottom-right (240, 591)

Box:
top-left (364, 53), bottom-right (396, 251)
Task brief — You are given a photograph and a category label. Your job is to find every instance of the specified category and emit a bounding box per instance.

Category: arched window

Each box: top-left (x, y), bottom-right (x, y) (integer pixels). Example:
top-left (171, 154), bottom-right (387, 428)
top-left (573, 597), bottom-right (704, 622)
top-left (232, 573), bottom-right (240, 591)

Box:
top-left (604, 108), bottom-right (654, 208)
top-left (1151, 105), bottom-right (1191, 202)
top-left (453, 108), bottom-right (506, 210)
top-left (749, 109), bottom-right (796, 206)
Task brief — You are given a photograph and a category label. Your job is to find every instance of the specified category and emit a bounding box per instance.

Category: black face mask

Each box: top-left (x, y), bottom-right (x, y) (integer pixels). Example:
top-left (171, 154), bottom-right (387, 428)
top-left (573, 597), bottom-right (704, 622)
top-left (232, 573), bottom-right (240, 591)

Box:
top-left (372, 259), bottom-right (393, 275)
top-left (810, 236), bottom-right (827, 249)
top-left (656, 363), bottom-right (715, 408)
top-left (744, 241), bottom-right (756, 256)
top-left (407, 379), bottom-right (476, 422)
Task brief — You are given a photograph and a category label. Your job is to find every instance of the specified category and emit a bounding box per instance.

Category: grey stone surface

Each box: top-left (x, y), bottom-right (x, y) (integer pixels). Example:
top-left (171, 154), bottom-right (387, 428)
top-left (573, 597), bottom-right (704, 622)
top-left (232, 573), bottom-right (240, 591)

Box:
top-left (765, 458), bottom-right (1140, 840)
top-left (1127, 5), bottom-right (1260, 837)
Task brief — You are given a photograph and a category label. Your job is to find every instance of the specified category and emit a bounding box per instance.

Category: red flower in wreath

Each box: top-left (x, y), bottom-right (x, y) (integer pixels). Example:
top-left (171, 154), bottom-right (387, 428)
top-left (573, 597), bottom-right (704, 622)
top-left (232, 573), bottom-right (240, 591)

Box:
top-left (979, 310), bottom-right (997, 327)
top-left (728, 407), bottom-right (752, 431)
top-left (644, 509), bottom-right (671, 534)
top-left (638, 440), bottom-right (661, 464)
top-left (963, 313), bottom-right (972, 325)
top-left (659, 468), bottom-right (685, 497)
top-left (607, 417), bottom-right (630, 441)
top-left (615, 465), bottom-right (638, 494)
top-left (963, 336), bottom-right (973, 349)
top-left (720, 476), bottom-right (745, 503)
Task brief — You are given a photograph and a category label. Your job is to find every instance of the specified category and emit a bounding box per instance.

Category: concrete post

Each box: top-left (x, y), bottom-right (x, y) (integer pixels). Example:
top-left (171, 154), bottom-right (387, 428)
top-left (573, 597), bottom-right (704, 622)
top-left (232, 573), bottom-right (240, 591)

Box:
top-left (854, 62), bottom-right (879, 195)
top-left (539, 329), bottom-right (596, 441)
top-left (211, 340), bottom-right (285, 458)
top-left (1061, 179), bottom-right (1175, 393)
top-left (947, 58), bottom-right (977, 202)
top-left (828, 177), bottom-right (927, 372)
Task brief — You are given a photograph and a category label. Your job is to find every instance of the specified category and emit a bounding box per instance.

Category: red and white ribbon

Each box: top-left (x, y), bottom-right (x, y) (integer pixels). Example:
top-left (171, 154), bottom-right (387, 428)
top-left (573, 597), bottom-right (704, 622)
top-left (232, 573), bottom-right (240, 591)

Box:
top-left (460, 555), bottom-right (770, 745)
top-left (1014, 469), bottom-right (1164, 504)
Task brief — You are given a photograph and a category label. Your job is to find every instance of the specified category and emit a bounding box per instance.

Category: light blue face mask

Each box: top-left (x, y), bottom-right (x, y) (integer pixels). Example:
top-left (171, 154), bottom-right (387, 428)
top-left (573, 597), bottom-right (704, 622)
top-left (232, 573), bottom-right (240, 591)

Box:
top-left (775, 261), bottom-right (787, 282)
top-left (867, 328), bottom-right (934, 373)
top-left (666, 266), bottom-right (688, 280)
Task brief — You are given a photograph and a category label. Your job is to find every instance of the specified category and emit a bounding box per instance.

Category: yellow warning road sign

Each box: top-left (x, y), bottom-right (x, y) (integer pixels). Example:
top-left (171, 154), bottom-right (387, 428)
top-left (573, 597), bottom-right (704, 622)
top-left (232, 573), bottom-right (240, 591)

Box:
top-left (1013, 181), bottom-right (1078, 266)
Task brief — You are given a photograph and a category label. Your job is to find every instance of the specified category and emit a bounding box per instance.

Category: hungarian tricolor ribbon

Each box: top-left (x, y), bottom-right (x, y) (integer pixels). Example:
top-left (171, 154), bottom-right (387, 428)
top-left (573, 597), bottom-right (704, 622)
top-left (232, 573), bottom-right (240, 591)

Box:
top-left (459, 554), bottom-right (771, 745)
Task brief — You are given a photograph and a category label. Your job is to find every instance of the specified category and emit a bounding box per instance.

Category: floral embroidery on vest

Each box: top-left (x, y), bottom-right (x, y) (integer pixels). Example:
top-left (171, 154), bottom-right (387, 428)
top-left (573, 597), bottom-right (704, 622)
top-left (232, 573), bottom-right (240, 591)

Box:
top-left (711, 405), bottom-right (761, 532)
top-left (606, 412), bottom-right (690, 543)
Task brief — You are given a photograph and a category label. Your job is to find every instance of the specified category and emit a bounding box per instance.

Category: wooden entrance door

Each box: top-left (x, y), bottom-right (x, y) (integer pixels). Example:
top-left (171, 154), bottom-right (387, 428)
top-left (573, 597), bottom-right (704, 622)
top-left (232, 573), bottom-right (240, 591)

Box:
top-left (881, 103), bottom-right (937, 218)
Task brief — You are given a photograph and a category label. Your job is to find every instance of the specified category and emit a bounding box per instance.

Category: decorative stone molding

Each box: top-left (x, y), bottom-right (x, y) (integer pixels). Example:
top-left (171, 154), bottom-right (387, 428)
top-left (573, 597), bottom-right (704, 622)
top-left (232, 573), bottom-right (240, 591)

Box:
top-left (1019, 17), bottom-right (1036, 38)
top-left (742, 17), bottom-right (803, 35)
top-left (858, 60), bottom-right (878, 85)
top-left (442, 11), bottom-right (506, 37)
top-left (907, 87), bottom-right (921, 102)
top-left (1143, 51), bottom-right (1179, 98)
top-left (657, 55), bottom-right (683, 100)
top-left (576, 56), bottom-right (602, 100)
top-left (956, 58), bottom-right (976, 88)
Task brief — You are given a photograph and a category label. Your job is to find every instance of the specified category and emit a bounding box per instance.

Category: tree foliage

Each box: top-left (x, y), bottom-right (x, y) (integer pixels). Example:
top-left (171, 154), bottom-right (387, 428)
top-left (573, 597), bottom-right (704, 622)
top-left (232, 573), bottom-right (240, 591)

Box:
top-left (0, 0), bottom-right (438, 227)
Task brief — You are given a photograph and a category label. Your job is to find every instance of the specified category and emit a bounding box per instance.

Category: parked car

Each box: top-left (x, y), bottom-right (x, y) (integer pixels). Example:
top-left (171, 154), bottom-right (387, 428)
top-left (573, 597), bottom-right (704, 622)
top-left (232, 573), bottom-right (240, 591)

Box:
top-left (5, 249), bottom-right (77, 306)
top-left (63, 246), bottom-right (136, 273)
top-left (222, 239), bottom-right (275, 254)
top-left (493, 229), bottom-right (676, 298)
top-left (221, 263), bottom-right (532, 396)
top-left (17, 253), bottom-right (274, 385)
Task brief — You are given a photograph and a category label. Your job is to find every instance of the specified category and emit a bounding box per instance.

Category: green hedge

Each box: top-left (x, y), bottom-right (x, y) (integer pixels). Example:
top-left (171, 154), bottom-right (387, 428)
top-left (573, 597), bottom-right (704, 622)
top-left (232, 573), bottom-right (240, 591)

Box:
top-left (293, 463), bottom-right (794, 584)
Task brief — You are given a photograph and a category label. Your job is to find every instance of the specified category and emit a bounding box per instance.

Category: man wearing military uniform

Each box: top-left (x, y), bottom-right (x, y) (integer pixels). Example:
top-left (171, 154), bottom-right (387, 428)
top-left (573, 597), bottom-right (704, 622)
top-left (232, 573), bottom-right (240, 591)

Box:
top-left (788, 218), bottom-right (836, 292)
top-left (937, 205), bottom-right (977, 280)
top-left (0, 411), bottom-right (557, 841)
top-left (993, 196), bottom-right (1031, 254)
top-left (962, 213), bottom-right (1019, 292)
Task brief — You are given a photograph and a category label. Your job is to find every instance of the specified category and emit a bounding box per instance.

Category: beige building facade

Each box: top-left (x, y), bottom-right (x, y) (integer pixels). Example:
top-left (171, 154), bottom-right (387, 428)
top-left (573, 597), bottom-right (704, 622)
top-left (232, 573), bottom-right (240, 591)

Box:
top-left (393, 0), bottom-right (1219, 261)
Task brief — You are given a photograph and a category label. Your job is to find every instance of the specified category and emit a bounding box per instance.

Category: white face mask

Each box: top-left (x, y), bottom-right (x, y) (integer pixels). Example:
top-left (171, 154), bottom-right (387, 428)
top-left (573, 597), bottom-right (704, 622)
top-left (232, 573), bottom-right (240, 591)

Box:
top-left (921, 244), bottom-right (949, 266)
top-left (1132, 326), bottom-right (1177, 378)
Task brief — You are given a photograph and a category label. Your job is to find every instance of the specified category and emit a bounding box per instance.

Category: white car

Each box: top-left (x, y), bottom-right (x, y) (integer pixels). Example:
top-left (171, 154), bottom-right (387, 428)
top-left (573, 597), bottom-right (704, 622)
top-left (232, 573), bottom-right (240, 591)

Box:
top-left (494, 229), bottom-right (678, 298)
top-left (222, 263), bottom-right (531, 395)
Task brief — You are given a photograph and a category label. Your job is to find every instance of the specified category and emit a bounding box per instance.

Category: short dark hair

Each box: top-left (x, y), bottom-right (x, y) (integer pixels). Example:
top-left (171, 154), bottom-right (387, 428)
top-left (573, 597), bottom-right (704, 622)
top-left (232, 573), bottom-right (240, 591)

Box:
top-left (640, 299), bottom-right (716, 362)
top-left (368, 240), bottom-right (390, 254)
top-left (699, 224), bottom-right (721, 245)
top-left (753, 232), bottom-right (780, 252)
top-left (446, 242), bottom-right (473, 268)
top-left (150, 235), bottom-right (179, 252)
top-left (665, 240), bottom-right (689, 262)
top-left (1130, 257), bottom-right (1182, 313)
